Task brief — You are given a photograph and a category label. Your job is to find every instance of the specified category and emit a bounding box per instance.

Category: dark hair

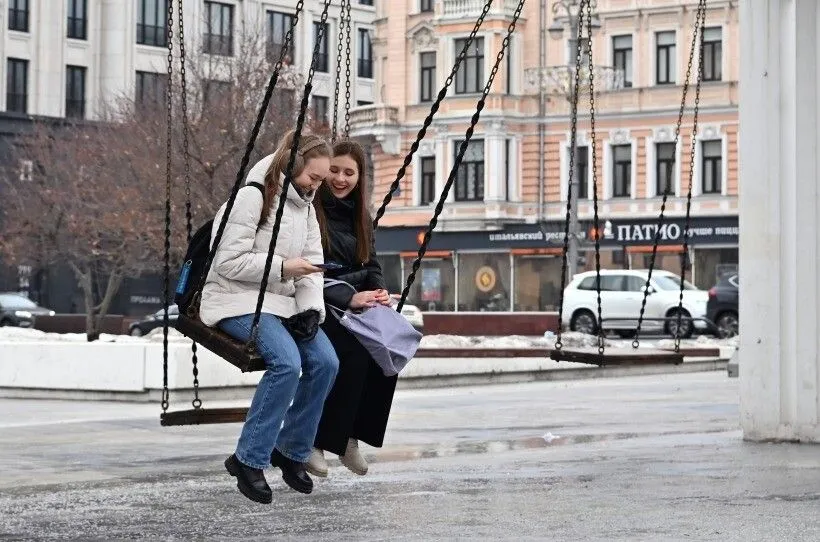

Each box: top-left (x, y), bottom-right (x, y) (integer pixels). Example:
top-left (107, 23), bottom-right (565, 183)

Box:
top-left (259, 129), bottom-right (331, 226)
top-left (314, 139), bottom-right (373, 263)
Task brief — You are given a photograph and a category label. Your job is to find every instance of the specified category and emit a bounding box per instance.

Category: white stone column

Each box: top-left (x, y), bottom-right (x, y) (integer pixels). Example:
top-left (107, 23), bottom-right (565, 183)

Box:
top-left (739, 0), bottom-right (820, 442)
top-left (485, 120), bottom-right (505, 202)
top-left (98, 0), bottom-right (133, 115)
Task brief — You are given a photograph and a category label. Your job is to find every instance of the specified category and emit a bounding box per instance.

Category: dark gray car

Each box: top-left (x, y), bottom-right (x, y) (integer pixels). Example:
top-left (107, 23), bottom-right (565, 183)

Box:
top-left (0, 293), bottom-right (55, 327)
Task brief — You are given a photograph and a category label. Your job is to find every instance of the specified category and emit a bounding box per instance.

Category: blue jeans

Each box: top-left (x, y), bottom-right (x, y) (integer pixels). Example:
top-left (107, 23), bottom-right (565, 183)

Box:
top-left (219, 313), bottom-right (339, 469)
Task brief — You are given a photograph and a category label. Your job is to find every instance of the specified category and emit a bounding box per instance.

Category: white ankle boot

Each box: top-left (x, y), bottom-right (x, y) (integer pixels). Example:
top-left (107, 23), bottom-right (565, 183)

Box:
top-left (305, 447), bottom-right (328, 477)
top-left (339, 438), bottom-right (368, 475)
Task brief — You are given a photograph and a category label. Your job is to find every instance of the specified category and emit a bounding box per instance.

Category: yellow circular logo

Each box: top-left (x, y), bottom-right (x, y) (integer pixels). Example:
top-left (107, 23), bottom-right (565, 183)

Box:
top-left (475, 266), bottom-right (497, 292)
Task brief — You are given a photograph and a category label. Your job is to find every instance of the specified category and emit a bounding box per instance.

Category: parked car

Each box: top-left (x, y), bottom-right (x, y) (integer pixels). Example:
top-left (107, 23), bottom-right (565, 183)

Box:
top-left (0, 293), bottom-right (55, 328)
top-left (560, 269), bottom-right (709, 338)
top-left (390, 294), bottom-right (424, 333)
top-left (129, 305), bottom-right (179, 336)
top-left (706, 273), bottom-right (739, 338)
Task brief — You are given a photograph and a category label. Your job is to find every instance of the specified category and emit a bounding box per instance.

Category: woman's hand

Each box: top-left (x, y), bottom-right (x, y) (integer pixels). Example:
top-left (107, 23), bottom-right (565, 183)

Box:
top-left (374, 289), bottom-right (392, 306)
top-left (350, 291), bottom-right (379, 309)
top-left (282, 258), bottom-right (322, 279)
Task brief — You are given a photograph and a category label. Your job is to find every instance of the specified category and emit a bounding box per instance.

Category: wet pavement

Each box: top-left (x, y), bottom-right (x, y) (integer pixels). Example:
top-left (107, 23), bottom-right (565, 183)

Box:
top-left (1, 372), bottom-right (819, 541)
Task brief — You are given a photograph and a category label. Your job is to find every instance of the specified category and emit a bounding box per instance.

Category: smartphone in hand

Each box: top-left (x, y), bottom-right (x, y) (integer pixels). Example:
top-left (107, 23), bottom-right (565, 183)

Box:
top-left (316, 262), bottom-right (345, 271)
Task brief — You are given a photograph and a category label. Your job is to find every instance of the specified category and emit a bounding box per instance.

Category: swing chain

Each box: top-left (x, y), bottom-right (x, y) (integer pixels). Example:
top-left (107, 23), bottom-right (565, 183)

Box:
top-left (176, 0), bottom-right (201, 409)
top-left (554, 0), bottom-right (587, 352)
top-left (161, 0), bottom-right (175, 414)
top-left (343, 0), bottom-right (353, 137)
top-left (249, 0), bottom-right (332, 345)
top-left (633, 0), bottom-right (706, 349)
top-left (397, 0), bottom-right (525, 313)
top-left (675, 0), bottom-right (707, 353)
top-left (332, 0), bottom-right (347, 142)
top-left (582, 0), bottom-right (605, 355)
top-left (371, 0), bottom-right (493, 231)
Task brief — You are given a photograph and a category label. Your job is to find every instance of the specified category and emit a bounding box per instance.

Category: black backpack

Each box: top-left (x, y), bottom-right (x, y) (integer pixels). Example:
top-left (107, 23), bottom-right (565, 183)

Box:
top-left (174, 182), bottom-right (265, 312)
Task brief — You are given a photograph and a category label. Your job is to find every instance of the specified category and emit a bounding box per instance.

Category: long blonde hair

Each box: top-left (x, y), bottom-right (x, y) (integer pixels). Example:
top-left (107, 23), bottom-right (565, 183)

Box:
top-left (259, 130), bottom-right (331, 226)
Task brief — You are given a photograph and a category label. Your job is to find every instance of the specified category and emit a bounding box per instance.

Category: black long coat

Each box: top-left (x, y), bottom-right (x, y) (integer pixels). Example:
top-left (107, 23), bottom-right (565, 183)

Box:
top-left (313, 187), bottom-right (397, 456)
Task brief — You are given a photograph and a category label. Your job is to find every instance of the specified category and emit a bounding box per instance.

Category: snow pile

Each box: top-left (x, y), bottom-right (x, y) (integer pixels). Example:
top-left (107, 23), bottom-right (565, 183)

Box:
top-left (0, 326), bottom-right (189, 344)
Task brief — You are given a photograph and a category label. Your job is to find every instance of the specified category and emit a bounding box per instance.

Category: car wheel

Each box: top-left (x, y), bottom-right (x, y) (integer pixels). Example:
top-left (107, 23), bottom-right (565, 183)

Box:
top-left (570, 310), bottom-right (598, 335)
top-left (665, 309), bottom-right (693, 339)
top-left (130, 327), bottom-right (144, 337)
top-left (616, 330), bottom-right (637, 339)
top-left (0, 318), bottom-right (11, 327)
top-left (715, 311), bottom-right (738, 338)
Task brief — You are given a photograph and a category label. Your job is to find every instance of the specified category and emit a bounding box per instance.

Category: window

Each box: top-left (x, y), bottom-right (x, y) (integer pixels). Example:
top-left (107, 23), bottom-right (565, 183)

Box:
top-left (358, 29), bottom-right (373, 78)
top-left (702, 27), bottom-right (722, 82)
top-left (656, 142), bottom-right (676, 196)
top-left (567, 38), bottom-right (591, 66)
top-left (612, 144), bottom-right (631, 198)
top-left (137, 0), bottom-right (167, 47)
top-left (267, 11), bottom-right (296, 63)
top-left (8, 0), bottom-right (28, 32)
top-left (624, 275), bottom-right (647, 292)
top-left (420, 156), bottom-right (436, 205)
top-left (359, 0), bottom-right (373, 5)
top-left (455, 37), bottom-right (483, 94)
top-left (135, 71), bottom-right (168, 110)
top-left (357, 100), bottom-right (373, 106)
top-left (203, 79), bottom-right (231, 108)
top-left (457, 253), bottom-right (511, 312)
top-left (612, 35), bottom-right (632, 87)
top-left (6, 59), bottom-right (28, 114)
top-left (454, 139), bottom-right (484, 201)
top-left (420, 0), bottom-right (433, 12)
top-left (419, 52), bottom-right (436, 102)
top-left (701, 140), bottom-right (722, 194)
top-left (67, 0), bottom-right (87, 40)
top-left (203, 1), bottom-right (233, 56)
top-left (313, 22), bottom-right (329, 72)
top-left (656, 31), bottom-right (676, 84)
top-left (66, 65), bottom-right (86, 119)
top-left (572, 145), bottom-right (588, 199)
top-left (312, 95), bottom-right (329, 126)
top-left (578, 275), bottom-right (623, 291)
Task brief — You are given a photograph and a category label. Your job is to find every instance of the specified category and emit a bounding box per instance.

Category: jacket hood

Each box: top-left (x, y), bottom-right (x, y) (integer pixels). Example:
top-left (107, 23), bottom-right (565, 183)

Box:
top-left (245, 154), bottom-right (316, 206)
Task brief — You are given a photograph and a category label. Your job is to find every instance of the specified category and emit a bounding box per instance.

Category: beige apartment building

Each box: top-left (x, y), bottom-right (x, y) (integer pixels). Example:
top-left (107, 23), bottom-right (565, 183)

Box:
top-left (349, 0), bottom-right (738, 313)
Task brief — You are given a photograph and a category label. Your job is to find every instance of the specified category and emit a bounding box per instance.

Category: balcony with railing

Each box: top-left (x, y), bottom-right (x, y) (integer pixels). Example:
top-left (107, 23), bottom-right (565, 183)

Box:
top-left (440, 0), bottom-right (520, 20)
top-left (348, 104), bottom-right (401, 154)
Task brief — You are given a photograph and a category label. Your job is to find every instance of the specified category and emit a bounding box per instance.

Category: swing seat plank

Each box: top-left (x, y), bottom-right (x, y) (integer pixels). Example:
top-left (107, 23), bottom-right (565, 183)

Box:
top-left (175, 314), bottom-right (266, 373)
top-left (161, 407), bottom-right (250, 426)
top-left (550, 347), bottom-right (684, 366)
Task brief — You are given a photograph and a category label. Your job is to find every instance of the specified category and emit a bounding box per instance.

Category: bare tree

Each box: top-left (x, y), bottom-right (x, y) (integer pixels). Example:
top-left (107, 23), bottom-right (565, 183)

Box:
top-left (0, 28), bottom-right (300, 340)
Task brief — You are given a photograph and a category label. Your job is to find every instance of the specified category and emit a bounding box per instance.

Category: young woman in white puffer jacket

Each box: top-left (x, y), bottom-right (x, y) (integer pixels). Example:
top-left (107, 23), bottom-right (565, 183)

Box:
top-left (200, 130), bottom-right (339, 505)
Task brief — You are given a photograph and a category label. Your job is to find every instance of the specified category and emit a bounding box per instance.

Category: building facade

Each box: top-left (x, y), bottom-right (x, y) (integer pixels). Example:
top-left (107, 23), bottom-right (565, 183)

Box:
top-left (0, 0), bottom-right (376, 314)
top-left (354, 0), bottom-right (738, 313)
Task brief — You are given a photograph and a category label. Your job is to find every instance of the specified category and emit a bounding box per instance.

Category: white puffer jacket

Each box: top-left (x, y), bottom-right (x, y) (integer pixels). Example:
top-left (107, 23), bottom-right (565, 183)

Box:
top-left (199, 155), bottom-right (325, 327)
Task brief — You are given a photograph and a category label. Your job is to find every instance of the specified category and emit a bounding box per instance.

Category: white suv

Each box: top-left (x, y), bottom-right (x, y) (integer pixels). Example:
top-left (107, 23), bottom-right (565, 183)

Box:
top-left (560, 269), bottom-right (708, 338)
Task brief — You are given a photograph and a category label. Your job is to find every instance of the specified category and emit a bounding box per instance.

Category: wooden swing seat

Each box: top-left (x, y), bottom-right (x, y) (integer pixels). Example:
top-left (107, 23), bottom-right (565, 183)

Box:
top-left (160, 407), bottom-right (250, 426)
top-left (550, 347), bottom-right (685, 366)
top-left (175, 313), bottom-right (266, 373)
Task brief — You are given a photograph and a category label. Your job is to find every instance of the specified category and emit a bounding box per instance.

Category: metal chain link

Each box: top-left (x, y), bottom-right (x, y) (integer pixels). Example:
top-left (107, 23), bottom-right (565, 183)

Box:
top-left (633, 0), bottom-right (706, 350)
top-left (161, 0), bottom-right (175, 414)
top-left (372, 0), bottom-right (494, 230)
top-left (397, 0), bottom-right (525, 313)
top-left (332, 0), bottom-right (347, 142)
top-left (583, 1), bottom-right (605, 355)
top-left (675, 0), bottom-right (707, 353)
top-left (176, 0), bottom-right (201, 410)
top-left (554, 0), bottom-right (587, 352)
top-left (190, 0), bottom-right (304, 315)
top-left (342, 0), bottom-right (352, 137)
top-left (249, 0), bottom-right (332, 345)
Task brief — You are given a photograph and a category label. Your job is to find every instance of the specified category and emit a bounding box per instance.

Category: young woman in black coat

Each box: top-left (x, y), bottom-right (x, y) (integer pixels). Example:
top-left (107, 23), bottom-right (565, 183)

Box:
top-left (309, 139), bottom-right (395, 477)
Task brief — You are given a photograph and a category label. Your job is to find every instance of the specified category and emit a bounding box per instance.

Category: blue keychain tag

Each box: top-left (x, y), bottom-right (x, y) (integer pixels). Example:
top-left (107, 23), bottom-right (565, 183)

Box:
top-left (175, 260), bottom-right (192, 295)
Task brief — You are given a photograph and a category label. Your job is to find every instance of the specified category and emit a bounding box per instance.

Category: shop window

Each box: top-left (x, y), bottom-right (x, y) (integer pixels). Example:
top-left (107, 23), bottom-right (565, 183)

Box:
top-left (401, 254), bottom-right (456, 311)
top-left (693, 247), bottom-right (737, 289)
top-left (457, 253), bottom-right (511, 312)
top-left (513, 255), bottom-right (562, 311)
top-left (378, 254), bottom-right (403, 296)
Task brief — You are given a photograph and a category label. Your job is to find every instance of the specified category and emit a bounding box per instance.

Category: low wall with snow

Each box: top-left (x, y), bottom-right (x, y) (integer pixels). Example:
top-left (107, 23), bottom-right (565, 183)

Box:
top-left (0, 328), bottom-right (737, 398)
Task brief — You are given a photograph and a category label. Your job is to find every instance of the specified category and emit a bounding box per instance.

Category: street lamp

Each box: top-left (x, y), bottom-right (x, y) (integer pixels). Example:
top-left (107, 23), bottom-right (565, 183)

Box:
top-left (526, 0), bottom-right (605, 279)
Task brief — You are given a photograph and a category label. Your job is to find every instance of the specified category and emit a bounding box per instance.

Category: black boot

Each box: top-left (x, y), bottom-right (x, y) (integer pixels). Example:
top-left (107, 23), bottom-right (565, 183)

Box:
top-left (224, 454), bottom-right (272, 504)
top-left (270, 448), bottom-right (313, 494)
